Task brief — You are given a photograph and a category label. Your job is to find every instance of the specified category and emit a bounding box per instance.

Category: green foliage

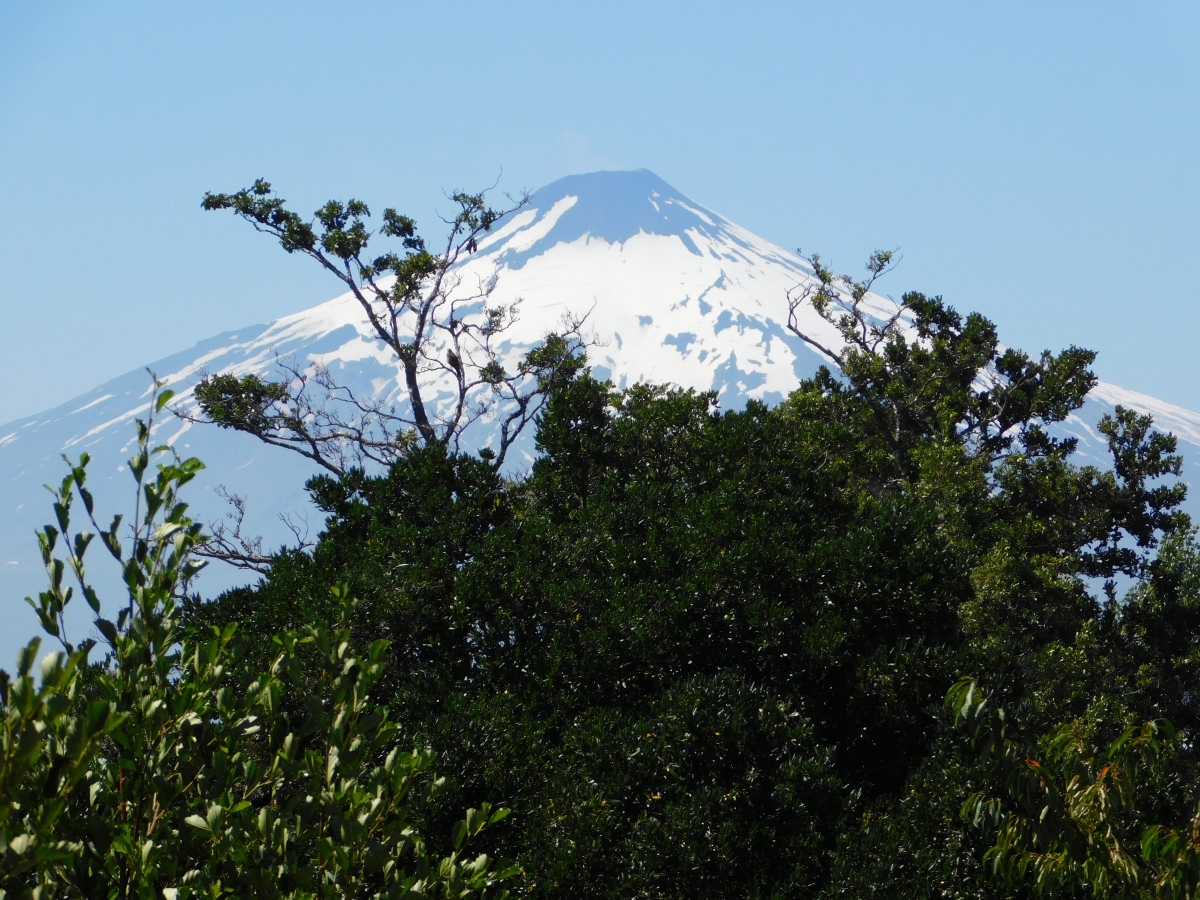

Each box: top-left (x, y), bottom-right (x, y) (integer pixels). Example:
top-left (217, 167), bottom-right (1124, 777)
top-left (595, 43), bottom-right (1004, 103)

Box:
top-left (789, 250), bottom-right (1098, 472)
top-left (938, 526), bottom-right (1200, 900)
top-left (949, 676), bottom-right (1200, 899)
top-left (199, 178), bottom-right (584, 470)
top-left (201, 180), bottom-right (441, 307)
top-left (194, 373), bottom-right (293, 434)
top-left (181, 268), bottom-right (1194, 899)
top-left (0, 382), bottom-right (515, 899)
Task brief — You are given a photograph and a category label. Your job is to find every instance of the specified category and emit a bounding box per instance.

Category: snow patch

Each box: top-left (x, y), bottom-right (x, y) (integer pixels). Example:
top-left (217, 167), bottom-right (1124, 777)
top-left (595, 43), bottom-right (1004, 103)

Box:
top-left (504, 195), bottom-right (579, 254)
top-left (70, 393), bottom-right (115, 414)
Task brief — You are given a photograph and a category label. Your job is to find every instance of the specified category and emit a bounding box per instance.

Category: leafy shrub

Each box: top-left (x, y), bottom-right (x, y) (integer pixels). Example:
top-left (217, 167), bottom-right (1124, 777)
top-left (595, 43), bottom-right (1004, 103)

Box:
top-left (0, 382), bottom-right (515, 899)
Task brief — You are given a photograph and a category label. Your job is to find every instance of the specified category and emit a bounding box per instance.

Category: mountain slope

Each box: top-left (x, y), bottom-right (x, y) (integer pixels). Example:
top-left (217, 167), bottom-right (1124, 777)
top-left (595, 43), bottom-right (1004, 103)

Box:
top-left (2, 169), bottom-right (1196, 663)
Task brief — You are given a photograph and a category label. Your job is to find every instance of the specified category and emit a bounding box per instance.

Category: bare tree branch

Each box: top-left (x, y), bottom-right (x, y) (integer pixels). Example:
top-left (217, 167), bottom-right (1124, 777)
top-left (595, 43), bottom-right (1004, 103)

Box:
top-left (189, 486), bottom-right (313, 574)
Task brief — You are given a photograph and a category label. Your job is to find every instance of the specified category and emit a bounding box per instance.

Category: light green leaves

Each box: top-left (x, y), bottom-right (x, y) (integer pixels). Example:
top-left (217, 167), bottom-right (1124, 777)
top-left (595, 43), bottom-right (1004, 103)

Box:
top-left (0, 393), bottom-right (515, 898)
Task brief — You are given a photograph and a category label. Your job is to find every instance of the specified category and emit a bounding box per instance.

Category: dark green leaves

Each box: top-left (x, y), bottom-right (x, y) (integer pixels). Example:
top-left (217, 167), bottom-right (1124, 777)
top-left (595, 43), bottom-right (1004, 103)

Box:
top-left (195, 373), bottom-right (291, 432)
top-left (202, 180), bottom-right (317, 254)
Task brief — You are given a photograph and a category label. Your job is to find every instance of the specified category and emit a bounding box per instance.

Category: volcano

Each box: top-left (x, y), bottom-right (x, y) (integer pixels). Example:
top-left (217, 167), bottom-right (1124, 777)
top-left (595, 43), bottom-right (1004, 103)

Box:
top-left (2, 169), bottom-right (1197, 662)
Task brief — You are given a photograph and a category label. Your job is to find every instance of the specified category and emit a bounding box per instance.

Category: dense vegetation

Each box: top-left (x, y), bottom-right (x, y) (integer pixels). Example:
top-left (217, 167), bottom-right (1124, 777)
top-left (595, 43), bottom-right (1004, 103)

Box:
top-left (5, 176), bottom-right (1199, 896)
top-left (1, 390), bottom-right (515, 898)
top-left (182, 283), bottom-right (1200, 898)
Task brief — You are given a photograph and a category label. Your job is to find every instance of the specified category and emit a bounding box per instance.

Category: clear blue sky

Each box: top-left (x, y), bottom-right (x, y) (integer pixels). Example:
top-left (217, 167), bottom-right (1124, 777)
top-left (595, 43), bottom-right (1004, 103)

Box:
top-left (1, 2), bottom-right (1198, 424)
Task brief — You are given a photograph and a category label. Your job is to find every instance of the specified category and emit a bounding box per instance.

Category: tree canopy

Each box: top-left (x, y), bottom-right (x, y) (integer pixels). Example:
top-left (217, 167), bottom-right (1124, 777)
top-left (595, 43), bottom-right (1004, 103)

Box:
top-left (180, 271), bottom-right (1194, 898)
top-left (4, 182), bottom-right (1195, 896)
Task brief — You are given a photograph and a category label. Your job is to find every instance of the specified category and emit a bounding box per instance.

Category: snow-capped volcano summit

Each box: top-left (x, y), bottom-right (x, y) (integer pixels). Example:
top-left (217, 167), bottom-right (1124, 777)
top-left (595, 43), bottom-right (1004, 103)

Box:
top-left (196, 167), bottom-right (845, 431)
top-left (460, 167), bottom-right (839, 405)
top-left (2, 169), bottom-right (1198, 663)
top-left (488, 169), bottom-right (786, 265)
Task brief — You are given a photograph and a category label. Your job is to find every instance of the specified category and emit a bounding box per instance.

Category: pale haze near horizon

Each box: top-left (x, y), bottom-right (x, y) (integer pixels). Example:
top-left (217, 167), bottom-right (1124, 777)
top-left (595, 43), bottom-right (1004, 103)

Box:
top-left (1, 1), bottom-right (1198, 426)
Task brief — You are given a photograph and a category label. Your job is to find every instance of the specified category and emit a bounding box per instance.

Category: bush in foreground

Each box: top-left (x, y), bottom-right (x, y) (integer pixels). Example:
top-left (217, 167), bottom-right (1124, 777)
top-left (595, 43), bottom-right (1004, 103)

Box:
top-left (0, 385), bottom-right (514, 899)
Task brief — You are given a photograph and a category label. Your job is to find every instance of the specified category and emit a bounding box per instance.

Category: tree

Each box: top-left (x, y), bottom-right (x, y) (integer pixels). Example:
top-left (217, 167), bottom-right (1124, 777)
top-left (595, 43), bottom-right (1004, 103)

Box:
top-left (182, 255), bottom-right (1191, 899)
top-left (787, 250), bottom-right (1098, 474)
top-left (194, 181), bottom-right (591, 477)
top-left (2, 381), bottom-right (516, 898)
